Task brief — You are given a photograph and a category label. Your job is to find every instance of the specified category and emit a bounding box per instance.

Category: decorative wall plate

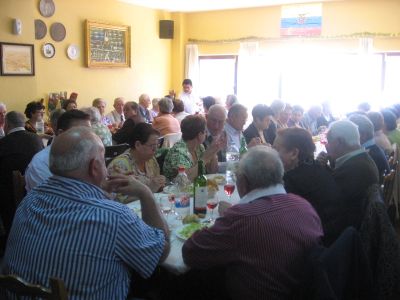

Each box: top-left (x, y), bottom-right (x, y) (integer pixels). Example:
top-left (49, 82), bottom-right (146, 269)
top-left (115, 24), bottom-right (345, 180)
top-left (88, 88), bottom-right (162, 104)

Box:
top-left (67, 44), bottom-right (80, 60)
top-left (50, 22), bottom-right (66, 42)
top-left (39, 0), bottom-right (55, 18)
top-left (35, 19), bottom-right (47, 40)
top-left (42, 43), bottom-right (55, 58)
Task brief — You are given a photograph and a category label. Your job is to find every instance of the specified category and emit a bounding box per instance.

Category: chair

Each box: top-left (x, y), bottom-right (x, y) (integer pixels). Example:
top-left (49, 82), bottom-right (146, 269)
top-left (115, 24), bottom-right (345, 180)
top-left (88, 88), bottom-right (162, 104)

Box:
top-left (104, 143), bottom-right (130, 166)
top-left (161, 132), bottom-right (181, 148)
top-left (0, 275), bottom-right (68, 299)
top-left (12, 170), bottom-right (26, 207)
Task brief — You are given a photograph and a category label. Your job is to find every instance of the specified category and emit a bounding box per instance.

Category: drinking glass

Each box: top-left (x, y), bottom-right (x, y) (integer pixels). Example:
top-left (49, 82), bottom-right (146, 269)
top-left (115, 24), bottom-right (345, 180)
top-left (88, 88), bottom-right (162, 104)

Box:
top-left (224, 182), bottom-right (235, 201)
top-left (206, 197), bottom-right (219, 223)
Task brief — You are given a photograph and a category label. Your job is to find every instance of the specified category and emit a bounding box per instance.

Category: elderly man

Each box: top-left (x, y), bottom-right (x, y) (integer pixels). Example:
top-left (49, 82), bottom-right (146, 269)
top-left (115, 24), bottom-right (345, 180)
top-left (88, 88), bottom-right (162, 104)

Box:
top-left (349, 114), bottom-right (389, 183)
top-left (303, 105), bottom-right (323, 136)
top-left (2, 127), bottom-right (169, 299)
top-left (225, 104), bottom-right (260, 151)
top-left (178, 78), bottom-right (202, 114)
top-left (182, 146), bottom-right (323, 300)
top-left (326, 120), bottom-right (379, 229)
top-left (203, 104), bottom-right (227, 162)
top-left (0, 111), bottom-right (43, 238)
top-left (138, 94), bottom-right (152, 123)
top-left (25, 110), bottom-right (91, 192)
top-left (106, 97), bottom-right (125, 127)
top-left (113, 101), bottom-right (144, 145)
top-left (0, 102), bottom-right (6, 138)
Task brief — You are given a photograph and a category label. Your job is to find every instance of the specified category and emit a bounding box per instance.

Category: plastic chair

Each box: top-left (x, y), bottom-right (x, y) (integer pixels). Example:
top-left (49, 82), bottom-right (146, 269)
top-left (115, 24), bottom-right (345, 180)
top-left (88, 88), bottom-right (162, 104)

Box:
top-left (161, 132), bottom-right (181, 148)
top-left (0, 274), bottom-right (68, 299)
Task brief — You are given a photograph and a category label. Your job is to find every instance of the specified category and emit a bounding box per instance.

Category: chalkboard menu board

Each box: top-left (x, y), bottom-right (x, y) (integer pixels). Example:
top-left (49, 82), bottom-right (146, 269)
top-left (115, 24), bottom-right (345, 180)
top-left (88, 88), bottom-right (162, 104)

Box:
top-left (85, 20), bottom-right (131, 68)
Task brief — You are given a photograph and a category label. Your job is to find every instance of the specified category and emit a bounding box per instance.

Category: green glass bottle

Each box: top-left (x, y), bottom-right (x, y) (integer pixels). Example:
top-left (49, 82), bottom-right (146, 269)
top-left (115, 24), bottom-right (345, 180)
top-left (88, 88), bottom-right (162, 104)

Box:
top-left (239, 136), bottom-right (248, 158)
top-left (193, 160), bottom-right (208, 216)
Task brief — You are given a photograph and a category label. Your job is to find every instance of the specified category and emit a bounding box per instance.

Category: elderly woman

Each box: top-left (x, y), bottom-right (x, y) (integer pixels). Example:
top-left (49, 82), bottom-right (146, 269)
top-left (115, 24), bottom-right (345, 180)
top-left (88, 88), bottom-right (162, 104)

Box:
top-left (62, 99), bottom-right (77, 111)
top-left (163, 115), bottom-right (224, 181)
top-left (367, 111), bottom-right (393, 155)
top-left (273, 127), bottom-right (343, 245)
top-left (225, 94), bottom-right (238, 111)
top-left (152, 97), bottom-right (181, 136)
top-left (108, 123), bottom-right (166, 201)
top-left (92, 98), bottom-right (112, 126)
top-left (24, 101), bottom-right (54, 135)
top-left (81, 107), bottom-right (112, 146)
top-left (172, 98), bottom-right (190, 124)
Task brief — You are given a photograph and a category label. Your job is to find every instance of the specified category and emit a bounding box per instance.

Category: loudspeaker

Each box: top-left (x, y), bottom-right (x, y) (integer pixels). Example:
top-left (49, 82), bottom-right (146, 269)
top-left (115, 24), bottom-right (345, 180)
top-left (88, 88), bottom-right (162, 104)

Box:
top-left (159, 20), bottom-right (174, 39)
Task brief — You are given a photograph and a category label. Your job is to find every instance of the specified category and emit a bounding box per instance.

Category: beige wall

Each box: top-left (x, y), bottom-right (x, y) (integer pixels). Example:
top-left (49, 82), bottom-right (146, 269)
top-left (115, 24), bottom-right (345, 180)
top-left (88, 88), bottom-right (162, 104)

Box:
top-left (0, 0), bottom-right (172, 113)
top-left (170, 0), bottom-right (400, 92)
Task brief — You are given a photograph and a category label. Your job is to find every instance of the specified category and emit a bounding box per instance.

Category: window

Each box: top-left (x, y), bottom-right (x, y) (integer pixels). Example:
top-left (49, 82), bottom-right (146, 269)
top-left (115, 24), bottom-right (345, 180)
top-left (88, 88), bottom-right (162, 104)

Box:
top-left (198, 55), bottom-right (237, 101)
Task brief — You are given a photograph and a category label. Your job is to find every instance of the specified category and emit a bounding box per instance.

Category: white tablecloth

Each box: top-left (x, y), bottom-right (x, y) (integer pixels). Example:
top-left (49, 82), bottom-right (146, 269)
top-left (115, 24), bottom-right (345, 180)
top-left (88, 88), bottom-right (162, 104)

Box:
top-left (126, 178), bottom-right (240, 275)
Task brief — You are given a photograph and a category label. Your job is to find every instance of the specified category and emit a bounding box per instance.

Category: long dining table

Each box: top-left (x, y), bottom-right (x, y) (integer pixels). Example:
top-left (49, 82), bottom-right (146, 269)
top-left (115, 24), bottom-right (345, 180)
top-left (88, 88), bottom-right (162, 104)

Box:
top-left (126, 175), bottom-right (240, 275)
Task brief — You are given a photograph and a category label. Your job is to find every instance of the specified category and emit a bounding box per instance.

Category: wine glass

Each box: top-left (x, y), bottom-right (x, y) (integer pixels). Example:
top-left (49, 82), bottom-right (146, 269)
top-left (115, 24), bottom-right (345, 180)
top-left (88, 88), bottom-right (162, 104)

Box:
top-left (224, 182), bottom-right (235, 201)
top-left (206, 197), bottom-right (219, 223)
top-left (168, 193), bottom-right (179, 218)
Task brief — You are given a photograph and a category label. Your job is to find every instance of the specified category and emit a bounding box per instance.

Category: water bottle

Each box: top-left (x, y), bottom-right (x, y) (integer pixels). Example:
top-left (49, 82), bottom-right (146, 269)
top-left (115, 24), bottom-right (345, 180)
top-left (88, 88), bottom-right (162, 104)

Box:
top-left (226, 142), bottom-right (239, 182)
top-left (35, 120), bottom-right (45, 134)
top-left (173, 166), bottom-right (191, 217)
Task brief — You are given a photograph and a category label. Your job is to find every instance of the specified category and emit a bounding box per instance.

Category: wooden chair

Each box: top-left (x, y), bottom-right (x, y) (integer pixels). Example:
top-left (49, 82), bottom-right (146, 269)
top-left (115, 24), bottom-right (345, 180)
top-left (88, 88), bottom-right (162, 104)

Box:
top-left (12, 170), bottom-right (26, 207)
top-left (104, 143), bottom-right (130, 166)
top-left (0, 275), bottom-right (68, 299)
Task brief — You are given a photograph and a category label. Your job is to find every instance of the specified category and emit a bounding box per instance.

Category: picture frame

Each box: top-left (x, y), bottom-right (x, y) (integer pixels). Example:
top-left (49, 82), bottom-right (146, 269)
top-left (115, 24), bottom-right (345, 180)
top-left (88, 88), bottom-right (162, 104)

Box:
top-left (0, 42), bottom-right (35, 76)
top-left (85, 20), bottom-right (131, 68)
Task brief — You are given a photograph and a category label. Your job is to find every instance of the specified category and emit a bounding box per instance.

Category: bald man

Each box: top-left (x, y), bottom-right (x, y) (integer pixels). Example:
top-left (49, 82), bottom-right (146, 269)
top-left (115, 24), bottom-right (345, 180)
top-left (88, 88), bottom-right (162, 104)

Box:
top-left (2, 126), bottom-right (169, 299)
top-left (138, 93), bottom-right (152, 123)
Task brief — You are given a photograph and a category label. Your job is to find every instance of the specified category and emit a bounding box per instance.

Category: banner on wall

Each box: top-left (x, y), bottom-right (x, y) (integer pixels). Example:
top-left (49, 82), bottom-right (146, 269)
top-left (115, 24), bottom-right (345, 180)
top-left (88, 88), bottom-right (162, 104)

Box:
top-left (280, 3), bottom-right (322, 37)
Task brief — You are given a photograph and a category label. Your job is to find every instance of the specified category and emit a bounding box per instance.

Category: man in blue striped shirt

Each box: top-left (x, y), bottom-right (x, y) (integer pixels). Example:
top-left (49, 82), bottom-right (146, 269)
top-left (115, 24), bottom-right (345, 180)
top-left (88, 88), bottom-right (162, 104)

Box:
top-left (1, 126), bottom-right (170, 299)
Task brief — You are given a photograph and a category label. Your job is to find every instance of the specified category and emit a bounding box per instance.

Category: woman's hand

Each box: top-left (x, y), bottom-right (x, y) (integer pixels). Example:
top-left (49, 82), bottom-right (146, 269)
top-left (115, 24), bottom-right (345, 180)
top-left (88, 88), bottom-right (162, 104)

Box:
top-left (102, 174), bottom-right (151, 198)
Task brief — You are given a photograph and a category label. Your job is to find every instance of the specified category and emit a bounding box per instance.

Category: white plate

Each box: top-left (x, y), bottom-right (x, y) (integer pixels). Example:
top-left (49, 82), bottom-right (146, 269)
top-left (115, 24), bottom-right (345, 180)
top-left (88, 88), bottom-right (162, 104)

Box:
top-left (175, 223), bottom-right (207, 241)
top-left (67, 44), bottom-right (79, 60)
top-left (42, 43), bottom-right (55, 58)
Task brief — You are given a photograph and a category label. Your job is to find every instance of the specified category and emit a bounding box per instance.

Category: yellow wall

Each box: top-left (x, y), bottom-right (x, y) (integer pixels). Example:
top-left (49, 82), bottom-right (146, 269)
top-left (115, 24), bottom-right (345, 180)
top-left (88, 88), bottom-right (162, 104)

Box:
top-left (171, 0), bottom-right (400, 92)
top-left (0, 0), bottom-right (172, 113)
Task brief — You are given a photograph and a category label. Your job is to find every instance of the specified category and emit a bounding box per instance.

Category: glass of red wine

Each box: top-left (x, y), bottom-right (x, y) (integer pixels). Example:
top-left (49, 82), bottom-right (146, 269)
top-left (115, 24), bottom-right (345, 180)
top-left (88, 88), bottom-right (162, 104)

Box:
top-left (206, 198), bottom-right (219, 223)
top-left (224, 183), bottom-right (235, 201)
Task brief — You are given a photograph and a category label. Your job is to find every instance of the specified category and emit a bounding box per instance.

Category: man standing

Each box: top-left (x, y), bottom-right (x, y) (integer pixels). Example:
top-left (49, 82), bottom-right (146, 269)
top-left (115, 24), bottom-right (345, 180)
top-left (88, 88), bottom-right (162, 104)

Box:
top-left (182, 146), bottom-right (323, 300)
top-left (25, 110), bottom-right (91, 191)
top-left (138, 94), bottom-right (152, 123)
top-left (106, 97), bottom-right (125, 127)
top-left (0, 102), bottom-right (7, 138)
top-left (0, 111), bottom-right (43, 238)
top-left (178, 79), bottom-right (202, 114)
top-left (2, 127), bottom-right (169, 299)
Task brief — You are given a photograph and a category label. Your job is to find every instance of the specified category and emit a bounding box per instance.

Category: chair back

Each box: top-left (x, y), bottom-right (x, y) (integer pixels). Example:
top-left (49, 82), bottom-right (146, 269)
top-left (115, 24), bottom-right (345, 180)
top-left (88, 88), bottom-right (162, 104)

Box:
top-left (162, 132), bottom-right (181, 148)
top-left (104, 143), bottom-right (130, 166)
top-left (0, 275), bottom-right (68, 300)
top-left (12, 170), bottom-right (26, 207)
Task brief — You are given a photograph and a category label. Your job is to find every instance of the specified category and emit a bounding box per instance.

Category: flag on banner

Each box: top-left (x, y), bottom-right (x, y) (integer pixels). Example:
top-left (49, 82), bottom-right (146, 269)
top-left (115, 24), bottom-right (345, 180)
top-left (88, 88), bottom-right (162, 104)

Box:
top-left (281, 3), bottom-right (322, 36)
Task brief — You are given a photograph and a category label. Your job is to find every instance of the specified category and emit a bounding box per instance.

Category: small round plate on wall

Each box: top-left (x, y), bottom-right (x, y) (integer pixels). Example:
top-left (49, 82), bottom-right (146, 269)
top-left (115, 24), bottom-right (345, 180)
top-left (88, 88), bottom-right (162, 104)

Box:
top-left (42, 43), bottom-right (55, 58)
top-left (35, 19), bottom-right (47, 40)
top-left (67, 44), bottom-right (80, 60)
top-left (39, 0), bottom-right (55, 18)
top-left (50, 22), bottom-right (66, 42)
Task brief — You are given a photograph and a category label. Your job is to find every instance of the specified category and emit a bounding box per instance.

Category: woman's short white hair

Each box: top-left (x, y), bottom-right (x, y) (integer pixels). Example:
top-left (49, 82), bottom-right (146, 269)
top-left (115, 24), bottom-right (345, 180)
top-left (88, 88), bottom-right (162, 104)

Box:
top-left (328, 120), bottom-right (360, 147)
top-left (50, 127), bottom-right (103, 175)
top-left (238, 145), bottom-right (284, 190)
top-left (81, 107), bottom-right (101, 125)
top-left (158, 97), bottom-right (174, 113)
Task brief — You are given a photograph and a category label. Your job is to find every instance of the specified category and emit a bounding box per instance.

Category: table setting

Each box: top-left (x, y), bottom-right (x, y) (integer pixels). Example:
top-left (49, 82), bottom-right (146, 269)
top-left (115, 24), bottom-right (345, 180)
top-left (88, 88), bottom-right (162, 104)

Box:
top-left (126, 173), bottom-right (240, 275)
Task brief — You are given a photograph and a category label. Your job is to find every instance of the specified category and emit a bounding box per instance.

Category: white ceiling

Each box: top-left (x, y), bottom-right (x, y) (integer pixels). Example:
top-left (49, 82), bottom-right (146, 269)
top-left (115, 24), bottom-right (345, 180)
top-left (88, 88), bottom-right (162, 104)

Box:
top-left (119, 0), bottom-right (338, 13)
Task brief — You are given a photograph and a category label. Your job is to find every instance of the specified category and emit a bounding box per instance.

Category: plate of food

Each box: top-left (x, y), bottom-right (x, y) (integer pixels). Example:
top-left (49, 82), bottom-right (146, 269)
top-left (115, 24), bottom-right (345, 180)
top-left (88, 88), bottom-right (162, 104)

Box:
top-left (206, 174), bottom-right (226, 185)
top-left (175, 223), bottom-right (208, 241)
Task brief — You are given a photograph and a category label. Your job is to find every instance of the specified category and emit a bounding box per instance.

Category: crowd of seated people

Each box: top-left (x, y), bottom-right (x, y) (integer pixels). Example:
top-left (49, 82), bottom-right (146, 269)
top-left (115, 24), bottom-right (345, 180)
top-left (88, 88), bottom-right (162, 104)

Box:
top-left (1, 85), bottom-right (400, 300)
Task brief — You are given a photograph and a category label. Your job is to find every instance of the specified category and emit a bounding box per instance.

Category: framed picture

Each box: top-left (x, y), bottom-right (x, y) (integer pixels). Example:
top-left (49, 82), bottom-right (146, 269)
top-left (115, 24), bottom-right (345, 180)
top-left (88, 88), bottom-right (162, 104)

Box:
top-left (0, 42), bottom-right (35, 76)
top-left (85, 20), bottom-right (131, 68)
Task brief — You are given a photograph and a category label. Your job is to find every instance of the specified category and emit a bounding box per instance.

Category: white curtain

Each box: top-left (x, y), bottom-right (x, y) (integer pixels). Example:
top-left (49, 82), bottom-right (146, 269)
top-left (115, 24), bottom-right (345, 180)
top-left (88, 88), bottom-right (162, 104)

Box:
top-left (185, 44), bottom-right (199, 92)
top-left (237, 42), bottom-right (261, 110)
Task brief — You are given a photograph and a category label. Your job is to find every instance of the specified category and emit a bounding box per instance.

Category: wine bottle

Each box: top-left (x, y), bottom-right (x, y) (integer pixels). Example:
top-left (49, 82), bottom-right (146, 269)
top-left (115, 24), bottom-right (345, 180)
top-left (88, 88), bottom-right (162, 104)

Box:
top-left (193, 160), bottom-right (208, 216)
top-left (239, 136), bottom-right (248, 158)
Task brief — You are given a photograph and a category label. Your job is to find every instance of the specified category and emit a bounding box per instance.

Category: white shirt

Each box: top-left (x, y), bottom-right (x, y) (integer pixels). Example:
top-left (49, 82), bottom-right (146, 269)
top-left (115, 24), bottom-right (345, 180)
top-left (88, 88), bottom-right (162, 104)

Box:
top-left (106, 110), bottom-right (124, 126)
top-left (174, 111), bottom-right (190, 124)
top-left (239, 184), bottom-right (287, 204)
top-left (225, 122), bottom-right (242, 151)
top-left (179, 92), bottom-right (202, 114)
top-left (25, 145), bottom-right (52, 192)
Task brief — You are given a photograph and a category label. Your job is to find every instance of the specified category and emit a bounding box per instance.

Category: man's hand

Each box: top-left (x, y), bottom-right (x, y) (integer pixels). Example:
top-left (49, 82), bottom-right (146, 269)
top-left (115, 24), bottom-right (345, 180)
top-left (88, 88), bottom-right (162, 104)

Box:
top-left (218, 200), bottom-right (232, 217)
top-left (247, 137), bottom-right (261, 148)
top-left (103, 174), bottom-right (151, 199)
